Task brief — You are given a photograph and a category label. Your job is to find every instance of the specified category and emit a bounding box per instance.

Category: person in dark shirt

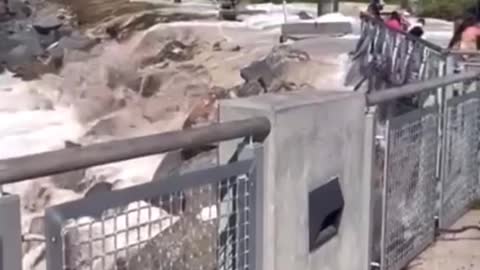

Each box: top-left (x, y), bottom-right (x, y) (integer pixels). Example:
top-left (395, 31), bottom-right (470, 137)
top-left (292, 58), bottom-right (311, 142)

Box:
top-left (367, 0), bottom-right (382, 18)
top-left (408, 18), bottom-right (425, 38)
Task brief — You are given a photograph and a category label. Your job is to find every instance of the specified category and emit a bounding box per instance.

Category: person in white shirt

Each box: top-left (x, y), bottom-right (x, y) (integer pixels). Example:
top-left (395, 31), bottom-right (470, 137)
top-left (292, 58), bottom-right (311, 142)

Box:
top-left (408, 18), bottom-right (425, 38)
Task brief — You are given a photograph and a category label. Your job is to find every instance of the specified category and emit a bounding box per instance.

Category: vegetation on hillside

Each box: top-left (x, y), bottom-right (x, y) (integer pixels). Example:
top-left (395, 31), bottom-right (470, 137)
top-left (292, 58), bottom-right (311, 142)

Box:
top-left (419, 0), bottom-right (477, 20)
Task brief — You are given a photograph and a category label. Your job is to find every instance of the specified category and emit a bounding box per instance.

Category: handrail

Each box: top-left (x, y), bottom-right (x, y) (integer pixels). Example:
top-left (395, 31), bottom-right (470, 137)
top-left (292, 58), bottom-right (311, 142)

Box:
top-left (0, 117), bottom-right (271, 185)
top-left (359, 12), bottom-right (447, 54)
top-left (366, 70), bottom-right (480, 105)
top-left (448, 50), bottom-right (480, 56)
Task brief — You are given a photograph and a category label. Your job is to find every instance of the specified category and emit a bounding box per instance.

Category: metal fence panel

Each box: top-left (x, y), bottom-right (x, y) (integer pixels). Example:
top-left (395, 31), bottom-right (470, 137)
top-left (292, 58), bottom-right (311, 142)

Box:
top-left (439, 92), bottom-right (480, 229)
top-left (381, 107), bottom-right (438, 270)
top-left (45, 148), bottom-right (262, 270)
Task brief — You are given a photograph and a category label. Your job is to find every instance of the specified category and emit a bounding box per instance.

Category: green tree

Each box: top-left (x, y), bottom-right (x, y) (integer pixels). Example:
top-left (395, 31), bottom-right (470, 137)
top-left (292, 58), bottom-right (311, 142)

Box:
top-left (419, 0), bottom-right (477, 20)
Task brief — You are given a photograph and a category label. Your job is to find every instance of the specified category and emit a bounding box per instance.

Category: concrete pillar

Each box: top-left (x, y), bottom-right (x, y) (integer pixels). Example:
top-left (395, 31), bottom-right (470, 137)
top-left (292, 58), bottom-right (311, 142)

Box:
top-left (219, 90), bottom-right (373, 270)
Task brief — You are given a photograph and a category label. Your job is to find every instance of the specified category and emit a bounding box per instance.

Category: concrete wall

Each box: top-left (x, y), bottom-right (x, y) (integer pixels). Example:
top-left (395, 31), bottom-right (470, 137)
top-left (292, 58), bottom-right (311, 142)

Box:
top-left (281, 22), bottom-right (352, 40)
top-left (219, 90), bottom-right (372, 270)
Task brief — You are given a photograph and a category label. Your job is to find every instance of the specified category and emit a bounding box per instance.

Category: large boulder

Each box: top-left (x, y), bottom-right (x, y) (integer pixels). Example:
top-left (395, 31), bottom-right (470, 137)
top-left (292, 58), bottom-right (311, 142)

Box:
top-left (33, 15), bottom-right (62, 35)
top-left (237, 45), bottom-right (310, 95)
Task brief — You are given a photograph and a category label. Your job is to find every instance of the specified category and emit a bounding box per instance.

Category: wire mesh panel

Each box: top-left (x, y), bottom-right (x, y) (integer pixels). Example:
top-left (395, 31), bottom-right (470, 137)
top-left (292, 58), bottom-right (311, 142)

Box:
top-left (381, 107), bottom-right (438, 270)
top-left (439, 92), bottom-right (480, 229)
top-left (45, 149), bottom-right (262, 270)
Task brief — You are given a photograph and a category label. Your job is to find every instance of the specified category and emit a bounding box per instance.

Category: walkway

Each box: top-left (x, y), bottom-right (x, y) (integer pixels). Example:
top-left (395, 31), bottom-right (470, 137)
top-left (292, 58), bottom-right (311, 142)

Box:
top-left (409, 211), bottom-right (480, 270)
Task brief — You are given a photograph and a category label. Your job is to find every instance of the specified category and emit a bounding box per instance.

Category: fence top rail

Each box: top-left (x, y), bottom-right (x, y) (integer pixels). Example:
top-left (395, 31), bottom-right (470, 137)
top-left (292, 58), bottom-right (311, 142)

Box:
top-left (359, 12), bottom-right (447, 55)
top-left (366, 70), bottom-right (480, 105)
top-left (0, 117), bottom-right (270, 185)
top-left (448, 50), bottom-right (480, 56)
top-left (460, 62), bottom-right (480, 67)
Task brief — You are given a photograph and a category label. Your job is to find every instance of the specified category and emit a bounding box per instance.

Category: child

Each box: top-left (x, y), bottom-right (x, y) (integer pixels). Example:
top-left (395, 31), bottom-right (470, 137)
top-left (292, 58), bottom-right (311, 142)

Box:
top-left (385, 11), bottom-right (403, 31)
top-left (408, 18), bottom-right (426, 38)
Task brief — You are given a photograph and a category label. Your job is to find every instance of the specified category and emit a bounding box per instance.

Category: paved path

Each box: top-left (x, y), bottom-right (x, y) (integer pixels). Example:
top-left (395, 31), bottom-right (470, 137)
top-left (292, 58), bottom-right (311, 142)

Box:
top-left (409, 210), bottom-right (480, 270)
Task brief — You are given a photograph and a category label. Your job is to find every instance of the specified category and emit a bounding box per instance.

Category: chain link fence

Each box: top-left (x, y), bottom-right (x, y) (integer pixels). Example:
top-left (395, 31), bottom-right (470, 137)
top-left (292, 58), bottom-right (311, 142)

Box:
top-left (439, 91), bottom-right (480, 228)
top-left (44, 155), bottom-right (261, 270)
top-left (381, 108), bottom-right (438, 270)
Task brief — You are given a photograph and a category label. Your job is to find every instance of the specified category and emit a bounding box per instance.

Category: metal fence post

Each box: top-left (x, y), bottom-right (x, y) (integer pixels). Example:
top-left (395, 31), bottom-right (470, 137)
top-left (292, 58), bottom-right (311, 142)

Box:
top-left (0, 194), bottom-right (22, 270)
top-left (364, 107), bottom-right (377, 269)
top-left (438, 55), bottom-right (454, 229)
top-left (379, 119), bottom-right (390, 270)
top-left (249, 144), bottom-right (264, 270)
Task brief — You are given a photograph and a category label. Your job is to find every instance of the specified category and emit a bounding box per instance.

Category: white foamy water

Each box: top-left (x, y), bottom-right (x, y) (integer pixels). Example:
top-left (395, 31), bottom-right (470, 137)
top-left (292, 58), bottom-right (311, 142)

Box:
top-left (0, 74), bottom-right (85, 160)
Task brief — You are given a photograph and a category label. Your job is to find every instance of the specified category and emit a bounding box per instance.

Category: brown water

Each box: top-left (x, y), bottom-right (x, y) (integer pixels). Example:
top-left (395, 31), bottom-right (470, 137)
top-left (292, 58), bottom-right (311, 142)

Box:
top-left (51, 0), bottom-right (161, 26)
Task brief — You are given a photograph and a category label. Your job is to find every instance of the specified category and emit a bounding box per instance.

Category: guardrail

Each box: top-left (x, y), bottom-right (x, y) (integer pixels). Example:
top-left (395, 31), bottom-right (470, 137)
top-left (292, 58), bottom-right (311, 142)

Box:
top-left (0, 117), bottom-right (270, 270)
top-left (366, 70), bottom-right (480, 270)
top-left (351, 12), bottom-right (449, 93)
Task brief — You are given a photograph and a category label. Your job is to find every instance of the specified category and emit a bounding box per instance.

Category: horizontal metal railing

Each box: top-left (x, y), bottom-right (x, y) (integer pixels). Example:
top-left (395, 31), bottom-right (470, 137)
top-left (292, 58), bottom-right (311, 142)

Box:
top-left (359, 12), bottom-right (447, 54)
top-left (366, 70), bottom-right (480, 105)
top-left (0, 117), bottom-right (270, 184)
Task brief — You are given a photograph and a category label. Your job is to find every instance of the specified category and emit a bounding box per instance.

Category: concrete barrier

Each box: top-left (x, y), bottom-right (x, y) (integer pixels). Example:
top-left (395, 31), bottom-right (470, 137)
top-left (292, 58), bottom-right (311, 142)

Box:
top-left (281, 21), bottom-right (353, 40)
top-left (219, 90), bottom-right (373, 270)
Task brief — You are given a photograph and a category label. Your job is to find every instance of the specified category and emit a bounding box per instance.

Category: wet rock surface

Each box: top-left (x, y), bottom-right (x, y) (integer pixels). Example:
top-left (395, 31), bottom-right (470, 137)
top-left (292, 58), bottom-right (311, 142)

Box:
top-left (0, 0), bottom-right (96, 79)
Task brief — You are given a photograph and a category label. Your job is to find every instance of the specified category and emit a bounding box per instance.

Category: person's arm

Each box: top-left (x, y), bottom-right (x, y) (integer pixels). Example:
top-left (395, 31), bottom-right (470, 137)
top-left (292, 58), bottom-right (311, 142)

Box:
top-left (400, 16), bottom-right (410, 31)
top-left (475, 26), bottom-right (480, 37)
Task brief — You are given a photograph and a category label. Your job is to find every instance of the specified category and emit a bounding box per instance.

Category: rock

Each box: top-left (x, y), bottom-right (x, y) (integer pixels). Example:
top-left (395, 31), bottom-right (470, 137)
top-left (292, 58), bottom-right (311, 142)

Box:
top-left (127, 216), bottom-right (217, 270)
top-left (84, 182), bottom-right (113, 197)
top-left (2, 30), bottom-right (48, 78)
top-left (140, 40), bottom-right (195, 67)
top-left (237, 45), bottom-right (311, 95)
top-left (85, 117), bottom-right (117, 137)
top-left (141, 96), bottom-right (181, 123)
top-left (235, 80), bottom-right (264, 97)
top-left (46, 35), bottom-right (98, 71)
top-left (63, 49), bottom-right (93, 63)
top-left (7, 0), bottom-right (32, 19)
top-left (50, 141), bottom-right (86, 191)
top-left (0, 33), bottom-right (19, 57)
top-left (212, 41), bottom-right (221, 51)
top-left (57, 34), bottom-right (98, 51)
top-left (7, 32), bottom-right (43, 58)
top-left (212, 40), bottom-right (241, 52)
top-left (138, 71), bottom-right (162, 97)
top-left (33, 15), bottom-right (63, 35)
top-left (298, 11), bottom-right (313, 20)
top-left (183, 95), bottom-right (217, 129)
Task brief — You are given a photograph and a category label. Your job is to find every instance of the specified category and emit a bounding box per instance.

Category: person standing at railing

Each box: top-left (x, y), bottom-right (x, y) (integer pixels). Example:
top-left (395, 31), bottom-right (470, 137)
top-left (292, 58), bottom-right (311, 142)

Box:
top-left (408, 18), bottom-right (425, 38)
top-left (385, 11), bottom-right (405, 31)
top-left (367, 0), bottom-right (383, 18)
top-left (448, 16), bottom-right (480, 51)
top-left (385, 11), bottom-right (402, 30)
